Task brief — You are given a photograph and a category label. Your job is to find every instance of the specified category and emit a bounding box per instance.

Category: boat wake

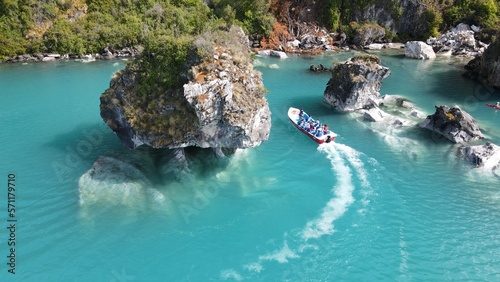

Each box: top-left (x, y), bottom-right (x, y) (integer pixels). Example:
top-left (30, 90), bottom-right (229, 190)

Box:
top-left (224, 142), bottom-right (378, 279)
top-left (301, 142), bottom-right (374, 240)
top-left (300, 143), bottom-right (357, 240)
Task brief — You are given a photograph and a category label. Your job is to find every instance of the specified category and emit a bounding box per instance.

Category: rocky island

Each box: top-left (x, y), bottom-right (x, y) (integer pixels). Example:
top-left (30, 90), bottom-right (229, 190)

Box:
top-left (419, 105), bottom-right (484, 143)
top-left (324, 54), bottom-right (391, 112)
top-left (100, 26), bottom-right (271, 153)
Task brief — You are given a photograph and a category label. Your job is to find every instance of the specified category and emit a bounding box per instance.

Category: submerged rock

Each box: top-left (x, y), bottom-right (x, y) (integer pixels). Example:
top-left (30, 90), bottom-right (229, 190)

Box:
top-left (78, 149), bottom-right (164, 207)
top-left (359, 94), bottom-right (424, 127)
top-left (324, 54), bottom-right (391, 111)
top-left (457, 143), bottom-right (500, 171)
top-left (309, 64), bottom-right (330, 73)
top-left (100, 26), bottom-right (271, 149)
top-left (419, 105), bottom-right (484, 143)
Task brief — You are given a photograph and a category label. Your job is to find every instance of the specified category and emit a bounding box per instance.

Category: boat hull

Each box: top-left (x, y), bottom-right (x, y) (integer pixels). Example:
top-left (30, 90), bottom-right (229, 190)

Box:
top-left (288, 107), bottom-right (336, 144)
top-left (486, 103), bottom-right (500, 110)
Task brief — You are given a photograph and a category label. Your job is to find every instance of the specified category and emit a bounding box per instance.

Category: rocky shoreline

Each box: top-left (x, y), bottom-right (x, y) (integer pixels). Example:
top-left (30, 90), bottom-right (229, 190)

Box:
top-left (1, 46), bottom-right (143, 64)
top-left (2, 23), bottom-right (488, 64)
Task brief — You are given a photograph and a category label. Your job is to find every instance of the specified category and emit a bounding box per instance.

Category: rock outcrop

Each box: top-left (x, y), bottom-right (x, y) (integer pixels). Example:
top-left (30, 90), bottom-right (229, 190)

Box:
top-left (426, 23), bottom-right (487, 57)
top-left (457, 143), bottom-right (500, 171)
top-left (324, 54), bottom-right (391, 111)
top-left (419, 105), bottom-right (484, 143)
top-left (464, 38), bottom-right (500, 88)
top-left (309, 64), bottom-right (330, 73)
top-left (100, 26), bottom-right (271, 150)
top-left (405, 41), bottom-right (436, 59)
top-left (351, 24), bottom-right (386, 47)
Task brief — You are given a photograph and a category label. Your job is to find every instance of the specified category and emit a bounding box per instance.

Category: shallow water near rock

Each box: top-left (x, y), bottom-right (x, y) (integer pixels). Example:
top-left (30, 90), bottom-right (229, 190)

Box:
top-left (1, 52), bottom-right (500, 281)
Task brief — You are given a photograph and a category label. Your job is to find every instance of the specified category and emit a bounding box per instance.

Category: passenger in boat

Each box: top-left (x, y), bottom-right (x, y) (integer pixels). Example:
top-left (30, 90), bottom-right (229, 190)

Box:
top-left (309, 124), bottom-right (316, 133)
top-left (299, 109), bottom-right (304, 116)
top-left (298, 119), bottom-right (305, 127)
top-left (302, 121), bottom-right (310, 130)
top-left (323, 124), bottom-right (329, 134)
top-left (312, 119), bottom-right (320, 128)
top-left (316, 130), bottom-right (323, 138)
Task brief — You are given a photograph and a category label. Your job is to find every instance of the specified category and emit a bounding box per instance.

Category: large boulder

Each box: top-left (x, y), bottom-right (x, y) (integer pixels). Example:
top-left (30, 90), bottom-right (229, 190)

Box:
top-left (324, 54), bottom-right (391, 111)
top-left (457, 142), bottom-right (500, 169)
top-left (100, 26), bottom-right (271, 150)
top-left (405, 41), bottom-right (436, 59)
top-left (419, 105), bottom-right (484, 143)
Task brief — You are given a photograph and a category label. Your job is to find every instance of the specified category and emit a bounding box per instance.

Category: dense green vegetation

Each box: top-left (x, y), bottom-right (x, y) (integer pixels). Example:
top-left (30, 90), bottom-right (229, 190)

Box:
top-left (1, 0), bottom-right (500, 59)
top-left (444, 0), bottom-right (499, 29)
top-left (0, 0), bottom-right (275, 59)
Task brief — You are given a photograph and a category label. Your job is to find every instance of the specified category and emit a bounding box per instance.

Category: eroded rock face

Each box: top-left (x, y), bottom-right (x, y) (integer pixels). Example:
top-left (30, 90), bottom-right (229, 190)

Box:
top-left (324, 54), bottom-right (391, 111)
top-left (419, 105), bottom-right (484, 143)
top-left (100, 26), bottom-right (271, 150)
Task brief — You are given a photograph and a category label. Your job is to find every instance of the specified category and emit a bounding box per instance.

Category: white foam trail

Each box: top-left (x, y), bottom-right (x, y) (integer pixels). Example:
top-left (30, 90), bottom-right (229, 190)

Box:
top-left (335, 143), bottom-right (370, 188)
top-left (399, 225), bottom-right (409, 275)
top-left (243, 262), bottom-right (263, 273)
top-left (258, 241), bottom-right (299, 263)
top-left (233, 143), bottom-right (374, 277)
top-left (301, 143), bottom-right (355, 240)
top-left (220, 269), bottom-right (243, 281)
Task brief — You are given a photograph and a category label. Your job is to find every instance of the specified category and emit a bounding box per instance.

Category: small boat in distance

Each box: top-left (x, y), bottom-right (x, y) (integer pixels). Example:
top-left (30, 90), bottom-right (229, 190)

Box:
top-left (288, 107), bottom-right (337, 144)
top-left (486, 103), bottom-right (500, 110)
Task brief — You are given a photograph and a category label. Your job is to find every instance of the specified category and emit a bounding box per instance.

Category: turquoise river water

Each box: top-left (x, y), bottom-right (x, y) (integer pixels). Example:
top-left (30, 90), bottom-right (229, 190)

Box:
top-left (1, 50), bottom-right (500, 281)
